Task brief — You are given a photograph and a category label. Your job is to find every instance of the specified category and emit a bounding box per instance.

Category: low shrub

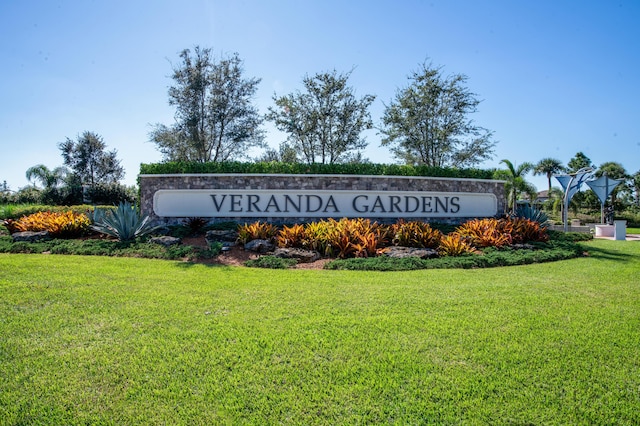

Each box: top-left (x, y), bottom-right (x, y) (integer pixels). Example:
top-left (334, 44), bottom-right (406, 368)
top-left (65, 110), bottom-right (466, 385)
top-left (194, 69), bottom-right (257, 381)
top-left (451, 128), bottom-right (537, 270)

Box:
top-left (182, 217), bottom-right (209, 235)
top-left (455, 218), bottom-right (513, 248)
top-left (437, 234), bottom-right (475, 256)
top-left (245, 255), bottom-right (297, 269)
top-left (325, 256), bottom-right (428, 271)
top-left (390, 219), bottom-right (442, 248)
top-left (5, 210), bottom-right (91, 238)
top-left (237, 221), bottom-right (279, 244)
top-left (326, 238), bottom-right (585, 271)
top-left (510, 218), bottom-right (549, 244)
top-left (0, 236), bottom-right (222, 260)
top-left (276, 223), bottom-right (306, 248)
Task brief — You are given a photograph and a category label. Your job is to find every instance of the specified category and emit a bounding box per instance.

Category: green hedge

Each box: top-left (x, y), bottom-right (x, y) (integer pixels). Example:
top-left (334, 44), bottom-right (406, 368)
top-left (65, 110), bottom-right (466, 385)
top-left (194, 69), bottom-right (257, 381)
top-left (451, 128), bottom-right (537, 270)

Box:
top-left (139, 161), bottom-right (497, 180)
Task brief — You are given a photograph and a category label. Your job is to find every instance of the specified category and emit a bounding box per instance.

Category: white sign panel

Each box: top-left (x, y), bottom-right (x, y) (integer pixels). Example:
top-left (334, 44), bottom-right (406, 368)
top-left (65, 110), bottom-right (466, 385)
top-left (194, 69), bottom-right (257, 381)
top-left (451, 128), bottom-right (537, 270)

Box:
top-left (153, 189), bottom-right (497, 218)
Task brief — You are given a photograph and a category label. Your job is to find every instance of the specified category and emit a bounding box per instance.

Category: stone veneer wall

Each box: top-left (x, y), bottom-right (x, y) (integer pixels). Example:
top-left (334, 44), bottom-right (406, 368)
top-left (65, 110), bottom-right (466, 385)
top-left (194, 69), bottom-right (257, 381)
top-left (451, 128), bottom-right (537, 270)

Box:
top-left (140, 174), bottom-right (506, 225)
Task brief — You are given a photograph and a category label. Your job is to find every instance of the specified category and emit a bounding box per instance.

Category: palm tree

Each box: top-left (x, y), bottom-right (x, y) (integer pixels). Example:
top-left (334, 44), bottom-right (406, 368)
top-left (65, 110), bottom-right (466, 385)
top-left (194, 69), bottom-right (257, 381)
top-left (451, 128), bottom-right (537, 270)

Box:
top-left (496, 159), bottom-right (534, 214)
top-left (25, 164), bottom-right (67, 190)
top-left (534, 158), bottom-right (565, 195)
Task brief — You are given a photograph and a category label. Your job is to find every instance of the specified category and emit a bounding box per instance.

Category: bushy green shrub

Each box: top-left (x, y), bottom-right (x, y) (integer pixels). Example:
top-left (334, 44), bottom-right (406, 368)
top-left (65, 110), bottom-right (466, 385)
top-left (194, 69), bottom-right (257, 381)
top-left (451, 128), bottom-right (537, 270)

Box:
top-left (0, 236), bottom-right (221, 260)
top-left (245, 255), bottom-right (297, 269)
top-left (325, 233), bottom-right (585, 271)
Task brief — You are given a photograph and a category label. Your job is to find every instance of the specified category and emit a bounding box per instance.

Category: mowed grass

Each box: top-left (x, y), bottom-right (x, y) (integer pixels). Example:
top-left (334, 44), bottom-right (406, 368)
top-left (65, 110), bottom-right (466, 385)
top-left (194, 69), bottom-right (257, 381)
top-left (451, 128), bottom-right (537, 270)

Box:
top-left (1, 240), bottom-right (639, 425)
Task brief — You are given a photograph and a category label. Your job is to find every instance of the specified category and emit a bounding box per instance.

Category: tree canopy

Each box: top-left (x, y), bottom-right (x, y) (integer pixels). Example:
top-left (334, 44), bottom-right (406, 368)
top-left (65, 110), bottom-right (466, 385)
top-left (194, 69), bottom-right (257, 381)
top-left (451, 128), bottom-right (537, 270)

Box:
top-left (380, 62), bottom-right (495, 168)
top-left (266, 70), bottom-right (375, 164)
top-left (534, 158), bottom-right (565, 194)
top-left (59, 131), bottom-right (124, 188)
top-left (566, 152), bottom-right (594, 173)
top-left (150, 46), bottom-right (265, 162)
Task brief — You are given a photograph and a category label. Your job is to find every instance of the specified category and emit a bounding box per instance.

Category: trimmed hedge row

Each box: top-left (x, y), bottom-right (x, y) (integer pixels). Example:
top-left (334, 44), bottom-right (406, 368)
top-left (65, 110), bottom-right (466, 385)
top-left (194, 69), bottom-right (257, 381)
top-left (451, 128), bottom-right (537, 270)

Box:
top-left (139, 161), bottom-right (497, 179)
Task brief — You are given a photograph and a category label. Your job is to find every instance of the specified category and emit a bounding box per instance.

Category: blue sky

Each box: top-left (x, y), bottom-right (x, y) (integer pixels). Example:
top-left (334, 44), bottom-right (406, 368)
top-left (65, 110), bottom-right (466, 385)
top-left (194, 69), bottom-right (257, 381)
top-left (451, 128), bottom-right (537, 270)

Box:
top-left (1, 0), bottom-right (639, 192)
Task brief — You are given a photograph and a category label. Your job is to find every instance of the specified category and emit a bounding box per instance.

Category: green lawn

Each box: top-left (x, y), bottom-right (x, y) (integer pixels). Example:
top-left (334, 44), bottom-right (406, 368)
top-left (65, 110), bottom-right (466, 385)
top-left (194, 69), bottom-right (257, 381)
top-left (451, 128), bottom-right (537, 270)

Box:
top-left (1, 239), bottom-right (639, 424)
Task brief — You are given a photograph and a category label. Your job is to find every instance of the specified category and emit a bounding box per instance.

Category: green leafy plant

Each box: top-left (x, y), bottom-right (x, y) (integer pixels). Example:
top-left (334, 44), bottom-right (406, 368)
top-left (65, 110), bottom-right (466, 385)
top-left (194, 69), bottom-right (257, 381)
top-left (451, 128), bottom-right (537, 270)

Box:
top-left (276, 223), bottom-right (306, 248)
top-left (182, 217), bottom-right (208, 235)
top-left (390, 219), bottom-right (442, 248)
top-left (245, 255), bottom-right (297, 269)
top-left (437, 234), bottom-right (476, 256)
top-left (237, 221), bottom-right (279, 244)
top-left (4, 210), bottom-right (91, 238)
top-left (91, 201), bottom-right (160, 242)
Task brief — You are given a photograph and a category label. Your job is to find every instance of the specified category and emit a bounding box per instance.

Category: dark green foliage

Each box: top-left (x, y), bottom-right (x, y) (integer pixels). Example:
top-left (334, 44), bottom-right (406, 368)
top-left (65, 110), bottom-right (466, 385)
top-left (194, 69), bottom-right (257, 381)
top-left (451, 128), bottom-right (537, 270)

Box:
top-left (380, 62), bottom-right (495, 168)
top-left (59, 131), bottom-right (125, 195)
top-left (547, 230), bottom-right (593, 242)
top-left (325, 255), bottom-right (429, 271)
top-left (245, 255), bottom-right (297, 269)
top-left (208, 221), bottom-right (239, 231)
top-left (325, 235), bottom-right (585, 271)
top-left (182, 217), bottom-right (209, 235)
top-left (85, 183), bottom-right (137, 205)
top-left (0, 236), bottom-right (221, 260)
top-left (139, 161), bottom-right (496, 179)
top-left (266, 69), bottom-right (375, 164)
top-left (149, 47), bottom-right (265, 163)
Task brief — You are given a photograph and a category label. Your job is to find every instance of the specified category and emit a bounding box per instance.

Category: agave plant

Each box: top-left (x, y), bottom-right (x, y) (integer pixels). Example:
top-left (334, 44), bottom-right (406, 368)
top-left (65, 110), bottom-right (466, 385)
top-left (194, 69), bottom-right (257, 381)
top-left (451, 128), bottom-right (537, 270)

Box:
top-left (514, 205), bottom-right (549, 226)
top-left (91, 201), bottom-right (160, 241)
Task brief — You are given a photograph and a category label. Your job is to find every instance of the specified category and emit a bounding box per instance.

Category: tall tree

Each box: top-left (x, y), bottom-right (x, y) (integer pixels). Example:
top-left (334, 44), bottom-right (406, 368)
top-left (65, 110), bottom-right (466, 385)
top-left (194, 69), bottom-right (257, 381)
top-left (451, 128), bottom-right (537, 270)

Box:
top-left (150, 46), bottom-right (265, 162)
top-left (566, 152), bottom-right (593, 173)
top-left (59, 131), bottom-right (124, 189)
top-left (533, 158), bottom-right (565, 194)
top-left (495, 159), bottom-right (534, 214)
top-left (632, 170), bottom-right (640, 206)
top-left (380, 62), bottom-right (495, 168)
top-left (266, 70), bottom-right (375, 164)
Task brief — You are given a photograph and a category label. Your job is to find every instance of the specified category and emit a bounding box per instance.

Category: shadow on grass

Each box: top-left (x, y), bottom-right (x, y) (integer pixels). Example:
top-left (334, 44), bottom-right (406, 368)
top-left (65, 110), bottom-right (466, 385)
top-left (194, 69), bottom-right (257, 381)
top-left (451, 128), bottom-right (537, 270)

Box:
top-left (584, 244), bottom-right (637, 263)
top-left (173, 260), bottom-right (233, 269)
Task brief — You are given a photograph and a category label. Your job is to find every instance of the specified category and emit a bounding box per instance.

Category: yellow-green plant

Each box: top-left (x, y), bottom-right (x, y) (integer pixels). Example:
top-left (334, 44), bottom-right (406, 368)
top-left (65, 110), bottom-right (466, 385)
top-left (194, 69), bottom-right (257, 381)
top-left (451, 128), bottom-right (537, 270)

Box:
top-left (437, 234), bottom-right (475, 256)
top-left (390, 219), bottom-right (442, 248)
top-left (510, 218), bottom-right (549, 243)
top-left (237, 221), bottom-right (279, 244)
top-left (276, 223), bottom-right (306, 248)
top-left (455, 218), bottom-right (512, 248)
top-left (9, 210), bottom-right (91, 238)
top-left (301, 221), bottom-right (330, 254)
top-left (323, 218), bottom-right (386, 258)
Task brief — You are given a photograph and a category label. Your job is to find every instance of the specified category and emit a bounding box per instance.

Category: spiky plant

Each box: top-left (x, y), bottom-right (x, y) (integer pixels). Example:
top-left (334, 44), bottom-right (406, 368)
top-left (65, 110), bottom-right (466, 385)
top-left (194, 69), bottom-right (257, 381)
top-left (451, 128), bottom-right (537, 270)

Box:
top-left (91, 201), bottom-right (160, 242)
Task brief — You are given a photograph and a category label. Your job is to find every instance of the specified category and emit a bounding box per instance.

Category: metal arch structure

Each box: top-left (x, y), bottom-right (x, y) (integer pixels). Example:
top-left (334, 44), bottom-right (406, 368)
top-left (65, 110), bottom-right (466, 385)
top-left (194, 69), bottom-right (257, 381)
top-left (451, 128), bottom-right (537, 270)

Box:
top-left (585, 173), bottom-right (624, 224)
top-left (554, 167), bottom-right (594, 232)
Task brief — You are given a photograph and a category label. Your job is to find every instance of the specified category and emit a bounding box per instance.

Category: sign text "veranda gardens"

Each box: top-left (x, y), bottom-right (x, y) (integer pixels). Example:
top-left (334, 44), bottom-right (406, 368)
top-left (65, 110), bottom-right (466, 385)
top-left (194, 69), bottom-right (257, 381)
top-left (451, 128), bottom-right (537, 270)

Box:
top-left (153, 189), bottom-right (498, 218)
